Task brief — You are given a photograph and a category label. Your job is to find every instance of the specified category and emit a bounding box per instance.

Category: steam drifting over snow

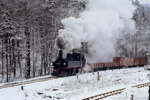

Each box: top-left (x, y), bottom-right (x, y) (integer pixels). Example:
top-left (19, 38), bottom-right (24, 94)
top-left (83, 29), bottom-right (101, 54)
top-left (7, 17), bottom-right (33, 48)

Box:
top-left (56, 0), bottom-right (136, 62)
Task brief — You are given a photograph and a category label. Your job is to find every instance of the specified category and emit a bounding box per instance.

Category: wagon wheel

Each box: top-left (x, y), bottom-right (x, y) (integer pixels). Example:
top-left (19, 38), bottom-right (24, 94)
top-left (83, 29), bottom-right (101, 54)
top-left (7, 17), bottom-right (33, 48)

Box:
top-left (67, 68), bottom-right (73, 76)
top-left (76, 68), bottom-right (79, 73)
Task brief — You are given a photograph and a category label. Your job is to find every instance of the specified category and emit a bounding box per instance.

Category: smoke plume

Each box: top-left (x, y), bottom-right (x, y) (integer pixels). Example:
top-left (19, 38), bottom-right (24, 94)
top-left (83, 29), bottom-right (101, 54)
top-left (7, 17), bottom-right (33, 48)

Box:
top-left (56, 0), bottom-right (136, 63)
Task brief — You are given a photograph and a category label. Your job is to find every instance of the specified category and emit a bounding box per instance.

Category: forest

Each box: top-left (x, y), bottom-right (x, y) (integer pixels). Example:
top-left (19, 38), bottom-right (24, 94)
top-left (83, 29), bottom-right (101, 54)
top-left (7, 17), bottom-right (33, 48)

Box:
top-left (0, 0), bottom-right (150, 82)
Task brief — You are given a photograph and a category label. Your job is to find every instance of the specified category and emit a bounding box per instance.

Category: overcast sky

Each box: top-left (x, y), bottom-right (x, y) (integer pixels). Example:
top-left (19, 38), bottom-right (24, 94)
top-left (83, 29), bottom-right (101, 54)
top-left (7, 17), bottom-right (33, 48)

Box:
top-left (138, 0), bottom-right (150, 5)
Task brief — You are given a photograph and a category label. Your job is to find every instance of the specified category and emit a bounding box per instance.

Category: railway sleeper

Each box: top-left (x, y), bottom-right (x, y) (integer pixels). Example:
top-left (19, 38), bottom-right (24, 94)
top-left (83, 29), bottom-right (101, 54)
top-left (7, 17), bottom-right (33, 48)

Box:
top-left (136, 84), bottom-right (150, 88)
top-left (132, 82), bottom-right (150, 88)
top-left (92, 91), bottom-right (123, 100)
top-left (82, 88), bottom-right (125, 100)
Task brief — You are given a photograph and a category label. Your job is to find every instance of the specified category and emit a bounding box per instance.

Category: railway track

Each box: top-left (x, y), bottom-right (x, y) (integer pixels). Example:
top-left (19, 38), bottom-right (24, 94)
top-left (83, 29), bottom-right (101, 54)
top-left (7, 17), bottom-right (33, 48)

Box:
top-left (81, 88), bottom-right (126, 100)
top-left (132, 82), bottom-right (150, 88)
top-left (82, 82), bottom-right (150, 100)
top-left (0, 76), bottom-right (57, 89)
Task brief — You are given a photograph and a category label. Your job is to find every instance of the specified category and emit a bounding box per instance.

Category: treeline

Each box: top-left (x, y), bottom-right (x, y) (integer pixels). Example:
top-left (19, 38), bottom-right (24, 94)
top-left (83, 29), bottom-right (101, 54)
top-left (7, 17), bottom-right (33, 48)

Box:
top-left (116, 0), bottom-right (150, 58)
top-left (0, 0), bottom-right (86, 82)
top-left (0, 0), bottom-right (150, 83)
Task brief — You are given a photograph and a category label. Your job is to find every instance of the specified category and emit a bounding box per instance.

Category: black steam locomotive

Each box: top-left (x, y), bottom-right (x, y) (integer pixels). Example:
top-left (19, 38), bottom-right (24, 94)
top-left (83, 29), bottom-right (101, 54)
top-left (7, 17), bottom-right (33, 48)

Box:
top-left (51, 50), bottom-right (86, 76)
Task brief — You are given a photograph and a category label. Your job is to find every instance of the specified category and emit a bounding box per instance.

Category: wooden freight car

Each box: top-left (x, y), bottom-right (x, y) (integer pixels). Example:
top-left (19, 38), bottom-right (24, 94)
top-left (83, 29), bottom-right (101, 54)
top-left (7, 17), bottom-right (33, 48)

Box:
top-left (114, 57), bottom-right (134, 67)
top-left (88, 57), bottom-right (147, 71)
top-left (135, 58), bottom-right (147, 66)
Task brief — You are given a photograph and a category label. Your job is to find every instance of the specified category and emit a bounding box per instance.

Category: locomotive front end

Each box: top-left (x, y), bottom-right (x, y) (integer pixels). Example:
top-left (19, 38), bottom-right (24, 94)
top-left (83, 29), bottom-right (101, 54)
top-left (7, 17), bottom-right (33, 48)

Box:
top-left (51, 59), bottom-right (68, 76)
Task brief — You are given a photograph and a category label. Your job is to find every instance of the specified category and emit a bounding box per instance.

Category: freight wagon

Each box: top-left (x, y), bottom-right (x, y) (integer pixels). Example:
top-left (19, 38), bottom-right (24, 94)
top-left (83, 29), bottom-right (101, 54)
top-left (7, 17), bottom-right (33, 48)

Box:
top-left (88, 57), bottom-right (147, 71)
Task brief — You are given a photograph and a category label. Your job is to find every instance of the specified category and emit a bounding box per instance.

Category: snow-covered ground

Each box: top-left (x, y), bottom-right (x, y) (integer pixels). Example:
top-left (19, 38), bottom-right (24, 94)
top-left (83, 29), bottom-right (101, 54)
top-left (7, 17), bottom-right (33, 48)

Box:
top-left (106, 87), bottom-right (148, 100)
top-left (0, 66), bottom-right (150, 100)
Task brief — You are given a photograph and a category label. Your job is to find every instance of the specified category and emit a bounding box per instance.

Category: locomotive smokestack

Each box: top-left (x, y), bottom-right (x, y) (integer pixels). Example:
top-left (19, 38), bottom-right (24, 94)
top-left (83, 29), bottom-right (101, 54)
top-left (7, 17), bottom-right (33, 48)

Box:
top-left (58, 49), bottom-right (63, 59)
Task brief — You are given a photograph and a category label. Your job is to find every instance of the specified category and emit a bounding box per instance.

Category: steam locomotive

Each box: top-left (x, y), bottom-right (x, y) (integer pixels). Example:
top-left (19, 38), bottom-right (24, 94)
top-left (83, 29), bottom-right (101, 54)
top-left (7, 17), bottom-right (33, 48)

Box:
top-left (51, 50), bottom-right (86, 76)
top-left (51, 49), bottom-right (148, 77)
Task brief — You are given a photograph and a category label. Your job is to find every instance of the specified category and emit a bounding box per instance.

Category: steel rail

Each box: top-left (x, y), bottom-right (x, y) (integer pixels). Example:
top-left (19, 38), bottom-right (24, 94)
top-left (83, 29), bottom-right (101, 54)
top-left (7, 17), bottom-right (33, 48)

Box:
top-left (81, 88), bottom-right (126, 100)
top-left (0, 76), bottom-right (57, 89)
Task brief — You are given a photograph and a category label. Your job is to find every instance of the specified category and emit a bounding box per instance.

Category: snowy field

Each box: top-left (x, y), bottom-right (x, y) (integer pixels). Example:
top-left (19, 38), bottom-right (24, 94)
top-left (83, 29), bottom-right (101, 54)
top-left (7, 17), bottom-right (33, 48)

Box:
top-left (0, 66), bottom-right (150, 100)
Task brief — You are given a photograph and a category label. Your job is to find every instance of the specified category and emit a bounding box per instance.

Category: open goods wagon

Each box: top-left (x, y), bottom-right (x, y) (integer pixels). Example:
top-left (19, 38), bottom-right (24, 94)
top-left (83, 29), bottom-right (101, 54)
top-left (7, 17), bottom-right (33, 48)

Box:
top-left (88, 57), bottom-right (147, 71)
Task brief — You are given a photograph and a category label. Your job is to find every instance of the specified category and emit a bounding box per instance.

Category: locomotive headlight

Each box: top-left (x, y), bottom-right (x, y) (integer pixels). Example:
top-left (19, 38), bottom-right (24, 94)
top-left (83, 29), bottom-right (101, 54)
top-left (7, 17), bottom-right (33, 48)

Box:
top-left (63, 63), bottom-right (66, 65)
top-left (51, 63), bottom-right (53, 66)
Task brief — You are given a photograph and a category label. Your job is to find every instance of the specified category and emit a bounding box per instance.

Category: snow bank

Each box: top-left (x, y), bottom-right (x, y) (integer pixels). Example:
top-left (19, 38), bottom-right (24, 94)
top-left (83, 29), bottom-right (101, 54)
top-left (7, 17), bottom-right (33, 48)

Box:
top-left (0, 67), bottom-right (150, 100)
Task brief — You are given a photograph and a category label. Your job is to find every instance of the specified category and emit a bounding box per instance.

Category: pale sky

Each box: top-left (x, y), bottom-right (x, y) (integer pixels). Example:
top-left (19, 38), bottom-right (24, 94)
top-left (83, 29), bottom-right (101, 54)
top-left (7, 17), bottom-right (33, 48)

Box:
top-left (138, 0), bottom-right (150, 5)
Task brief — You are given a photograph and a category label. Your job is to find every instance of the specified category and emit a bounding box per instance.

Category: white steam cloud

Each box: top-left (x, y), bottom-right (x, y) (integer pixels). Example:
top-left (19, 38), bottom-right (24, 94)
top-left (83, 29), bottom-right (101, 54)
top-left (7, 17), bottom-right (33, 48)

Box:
top-left (57, 0), bottom-right (136, 63)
